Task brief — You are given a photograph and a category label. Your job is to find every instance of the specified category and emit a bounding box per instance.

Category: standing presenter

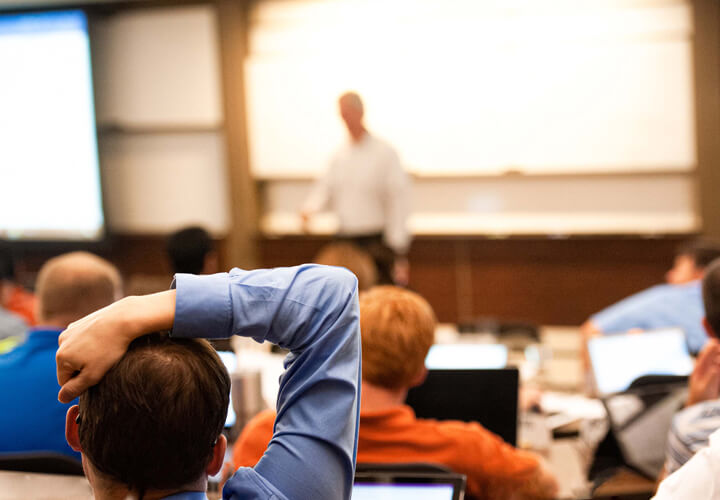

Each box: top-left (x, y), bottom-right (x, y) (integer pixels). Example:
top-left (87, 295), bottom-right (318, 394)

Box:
top-left (301, 92), bottom-right (411, 285)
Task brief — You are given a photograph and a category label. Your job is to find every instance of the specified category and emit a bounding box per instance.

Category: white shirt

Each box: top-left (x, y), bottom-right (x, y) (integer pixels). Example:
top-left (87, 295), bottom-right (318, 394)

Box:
top-left (653, 427), bottom-right (720, 500)
top-left (303, 133), bottom-right (411, 255)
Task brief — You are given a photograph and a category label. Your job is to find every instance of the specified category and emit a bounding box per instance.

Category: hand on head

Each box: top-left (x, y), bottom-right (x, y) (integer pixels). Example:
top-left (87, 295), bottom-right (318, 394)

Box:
top-left (56, 291), bottom-right (176, 403)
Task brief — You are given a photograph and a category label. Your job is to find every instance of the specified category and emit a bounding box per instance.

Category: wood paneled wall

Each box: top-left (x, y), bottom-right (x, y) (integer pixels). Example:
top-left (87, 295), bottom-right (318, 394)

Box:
top-left (260, 235), bottom-right (689, 325)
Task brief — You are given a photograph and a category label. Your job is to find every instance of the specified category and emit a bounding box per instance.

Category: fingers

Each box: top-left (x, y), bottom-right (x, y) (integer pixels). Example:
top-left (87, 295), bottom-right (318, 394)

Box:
top-left (58, 371), bottom-right (95, 404)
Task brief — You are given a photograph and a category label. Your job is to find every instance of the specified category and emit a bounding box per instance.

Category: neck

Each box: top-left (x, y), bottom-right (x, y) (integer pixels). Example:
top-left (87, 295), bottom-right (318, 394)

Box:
top-left (349, 126), bottom-right (367, 143)
top-left (360, 379), bottom-right (408, 412)
top-left (90, 470), bottom-right (207, 500)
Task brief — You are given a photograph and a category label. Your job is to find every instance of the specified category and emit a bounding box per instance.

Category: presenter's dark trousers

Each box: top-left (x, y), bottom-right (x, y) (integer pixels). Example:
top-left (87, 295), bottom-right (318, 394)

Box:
top-left (336, 232), bottom-right (395, 285)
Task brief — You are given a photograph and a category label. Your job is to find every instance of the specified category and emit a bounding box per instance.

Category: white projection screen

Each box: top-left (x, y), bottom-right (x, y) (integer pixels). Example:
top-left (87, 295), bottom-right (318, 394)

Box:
top-left (245, 0), bottom-right (695, 178)
top-left (0, 10), bottom-right (104, 241)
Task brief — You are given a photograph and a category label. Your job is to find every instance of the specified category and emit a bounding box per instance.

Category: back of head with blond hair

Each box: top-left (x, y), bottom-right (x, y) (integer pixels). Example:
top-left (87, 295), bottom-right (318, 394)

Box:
top-left (35, 251), bottom-right (122, 326)
top-left (359, 286), bottom-right (436, 390)
top-left (314, 242), bottom-right (378, 291)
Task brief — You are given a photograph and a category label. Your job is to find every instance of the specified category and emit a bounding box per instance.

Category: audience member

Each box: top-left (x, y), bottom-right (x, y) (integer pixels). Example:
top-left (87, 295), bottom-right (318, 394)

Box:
top-left (662, 258), bottom-right (720, 475)
top-left (653, 426), bottom-right (720, 499)
top-left (0, 252), bottom-right (122, 459)
top-left (56, 265), bottom-right (360, 500)
top-left (582, 239), bottom-right (720, 354)
top-left (166, 226), bottom-right (219, 275)
top-left (314, 242), bottom-right (378, 291)
top-left (234, 285), bottom-right (558, 500)
top-left (0, 241), bottom-right (36, 325)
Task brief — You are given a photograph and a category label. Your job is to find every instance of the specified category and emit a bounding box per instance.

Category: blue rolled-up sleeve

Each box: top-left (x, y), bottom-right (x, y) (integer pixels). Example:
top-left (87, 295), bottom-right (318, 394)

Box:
top-left (169, 265), bottom-right (361, 500)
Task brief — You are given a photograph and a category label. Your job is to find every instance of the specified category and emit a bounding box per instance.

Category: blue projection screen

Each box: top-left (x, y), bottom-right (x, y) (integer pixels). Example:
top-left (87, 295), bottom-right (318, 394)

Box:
top-left (0, 10), bottom-right (104, 241)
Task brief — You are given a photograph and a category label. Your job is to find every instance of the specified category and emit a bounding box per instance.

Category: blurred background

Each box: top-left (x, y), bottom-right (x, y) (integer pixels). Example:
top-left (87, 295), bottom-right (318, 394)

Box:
top-left (0, 0), bottom-right (718, 327)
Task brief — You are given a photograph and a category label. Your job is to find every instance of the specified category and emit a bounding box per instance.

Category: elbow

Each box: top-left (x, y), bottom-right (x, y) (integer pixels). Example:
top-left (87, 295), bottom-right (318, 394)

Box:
top-left (321, 265), bottom-right (359, 300)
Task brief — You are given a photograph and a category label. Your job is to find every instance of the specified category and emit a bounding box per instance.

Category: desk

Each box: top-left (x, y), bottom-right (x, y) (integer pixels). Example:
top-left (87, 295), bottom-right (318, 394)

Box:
top-left (0, 470), bottom-right (92, 500)
top-left (439, 324), bottom-right (660, 500)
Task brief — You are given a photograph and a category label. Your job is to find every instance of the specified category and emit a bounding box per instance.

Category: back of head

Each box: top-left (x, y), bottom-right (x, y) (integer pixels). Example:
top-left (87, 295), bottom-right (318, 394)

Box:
top-left (703, 258), bottom-right (720, 333)
top-left (360, 286), bottom-right (436, 390)
top-left (78, 333), bottom-right (230, 493)
top-left (35, 252), bottom-right (122, 325)
top-left (679, 239), bottom-right (720, 270)
top-left (167, 226), bottom-right (214, 275)
top-left (314, 242), bottom-right (378, 291)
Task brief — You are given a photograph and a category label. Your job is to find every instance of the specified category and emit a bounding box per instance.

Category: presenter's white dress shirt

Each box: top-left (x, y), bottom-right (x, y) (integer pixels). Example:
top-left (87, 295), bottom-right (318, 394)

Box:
top-left (303, 133), bottom-right (411, 255)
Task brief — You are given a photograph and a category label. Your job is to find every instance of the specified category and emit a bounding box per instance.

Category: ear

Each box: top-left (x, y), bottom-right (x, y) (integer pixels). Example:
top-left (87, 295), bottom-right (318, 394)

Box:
top-left (206, 434), bottom-right (227, 476)
top-left (703, 317), bottom-right (718, 339)
top-left (408, 367), bottom-right (428, 389)
top-left (65, 405), bottom-right (82, 452)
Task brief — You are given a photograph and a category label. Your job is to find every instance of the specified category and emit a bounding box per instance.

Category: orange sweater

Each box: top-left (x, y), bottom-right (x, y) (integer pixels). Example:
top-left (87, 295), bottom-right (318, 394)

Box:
top-left (233, 406), bottom-right (552, 500)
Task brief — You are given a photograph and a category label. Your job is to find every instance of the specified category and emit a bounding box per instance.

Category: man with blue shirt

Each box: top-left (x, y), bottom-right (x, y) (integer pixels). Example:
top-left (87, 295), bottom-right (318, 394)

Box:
top-left (57, 264), bottom-right (361, 500)
top-left (0, 252), bottom-right (122, 460)
top-left (582, 239), bottom-right (720, 354)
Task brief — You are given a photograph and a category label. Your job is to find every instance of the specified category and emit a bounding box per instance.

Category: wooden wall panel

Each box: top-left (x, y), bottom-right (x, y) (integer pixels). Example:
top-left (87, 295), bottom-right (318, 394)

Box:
top-left (11, 235), bottom-right (688, 326)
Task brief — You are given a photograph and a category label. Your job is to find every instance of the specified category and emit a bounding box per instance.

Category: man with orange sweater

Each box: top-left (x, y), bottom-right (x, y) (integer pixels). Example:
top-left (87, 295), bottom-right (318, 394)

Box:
top-left (234, 286), bottom-right (558, 500)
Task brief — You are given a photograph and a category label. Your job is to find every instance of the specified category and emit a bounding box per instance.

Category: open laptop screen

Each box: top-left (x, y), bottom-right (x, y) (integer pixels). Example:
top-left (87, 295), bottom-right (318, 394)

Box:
top-left (588, 328), bottom-right (694, 396)
top-left (406, 368), bottom-right (519, 446)
top-left (352, 483), bottom-right (456, 500)
top-left (425, 344), bottom-right (507, 369)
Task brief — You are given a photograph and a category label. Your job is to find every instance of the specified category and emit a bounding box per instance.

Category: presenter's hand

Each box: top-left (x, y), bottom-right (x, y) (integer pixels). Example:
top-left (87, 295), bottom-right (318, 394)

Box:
top-left (56, 290), bottom-right (176, 403)
top-left (393, 257), bottom-right (410, 287)
top-left (687, 338), bottom-right (720, 407)
top-left (299, 212), bottom-right (311, 233)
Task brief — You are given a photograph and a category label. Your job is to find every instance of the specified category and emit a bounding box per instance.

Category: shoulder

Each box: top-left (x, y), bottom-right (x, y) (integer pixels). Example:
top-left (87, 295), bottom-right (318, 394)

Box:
top-left (673, 401), bottom-right (720, 444)
top-left (656, 429), bottom-right (720, 499)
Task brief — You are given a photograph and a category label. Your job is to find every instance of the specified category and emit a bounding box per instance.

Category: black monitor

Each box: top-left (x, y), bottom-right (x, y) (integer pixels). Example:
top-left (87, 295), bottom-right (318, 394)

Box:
top-left (406, 368), bottom-right (519, 446)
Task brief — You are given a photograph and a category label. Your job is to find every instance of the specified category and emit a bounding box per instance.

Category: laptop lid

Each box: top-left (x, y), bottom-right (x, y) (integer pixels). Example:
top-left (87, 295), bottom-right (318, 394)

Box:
top-left (588, 328), bottom-right (694, 397)
top-left (406, 368), bottom-right (519, 446)
top-left (424, 344), bottom-right (508, 370)
top-left (353, 472), bottom-right (466, 500)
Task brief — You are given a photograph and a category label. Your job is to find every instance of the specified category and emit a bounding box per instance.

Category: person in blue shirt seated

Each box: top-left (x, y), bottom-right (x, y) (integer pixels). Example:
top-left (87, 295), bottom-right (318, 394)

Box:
top-left (57, 265), bottom-right (360, 500)
top-left (0, 251), bottom-right (122, 460)
top-left (581, 239), bottom-right (720, 355)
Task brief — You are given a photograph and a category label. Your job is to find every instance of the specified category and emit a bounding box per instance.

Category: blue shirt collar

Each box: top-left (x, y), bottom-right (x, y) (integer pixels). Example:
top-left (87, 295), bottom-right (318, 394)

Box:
top-left (161, 492), bottom-right (208, 500)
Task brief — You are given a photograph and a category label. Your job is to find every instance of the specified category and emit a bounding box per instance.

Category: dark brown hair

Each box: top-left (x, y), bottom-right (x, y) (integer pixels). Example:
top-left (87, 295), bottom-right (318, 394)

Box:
top-left (678, 239), bottom-right (720, 269)
top-left (78, 332), bottom-right (230, 493)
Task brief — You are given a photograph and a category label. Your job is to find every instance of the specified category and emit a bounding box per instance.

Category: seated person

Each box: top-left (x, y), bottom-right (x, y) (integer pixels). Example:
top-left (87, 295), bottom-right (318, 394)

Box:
top-left (234, 286), bottom-right (558, 500)
top-left (0, 252), bottom-right (121, 459)
top-left (56, 264), bottom-right (360, 500)
top-left (653, 426), bottom-right (720, 499)
top-left (662, 258), bottom-right (720, 475)
top-left (314, 242), bottom-right (378, 291)
top-left (582, 239), bottom-right (720, 354)
top-left (166, 226), bottom-right (219, 275)
top-left (0, 241), bottom-right (36, 325)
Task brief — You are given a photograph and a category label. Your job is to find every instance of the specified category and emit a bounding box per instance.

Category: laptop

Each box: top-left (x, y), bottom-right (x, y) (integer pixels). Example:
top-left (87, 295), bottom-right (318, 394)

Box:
top-left (424, 344), bottom-right (508, 370)
top-left (353, 472), bottom-right (466, 500)
top-left (406, 368), bottom-right (519, 446)
top-left (587, 328), bottom-right (694, 396)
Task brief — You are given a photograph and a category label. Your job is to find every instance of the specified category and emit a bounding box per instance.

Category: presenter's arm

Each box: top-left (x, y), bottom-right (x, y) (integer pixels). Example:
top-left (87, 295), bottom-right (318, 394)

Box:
top-left (300, 166), bottom-right (333, 228)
